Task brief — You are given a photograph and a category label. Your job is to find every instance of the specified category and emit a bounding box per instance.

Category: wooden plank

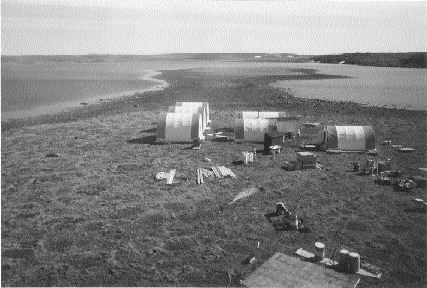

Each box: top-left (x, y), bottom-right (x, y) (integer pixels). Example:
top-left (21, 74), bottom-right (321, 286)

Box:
top-left (243, 253), bottom-right (360, 288)
top-left (167, 169), bottom-right (176, 185)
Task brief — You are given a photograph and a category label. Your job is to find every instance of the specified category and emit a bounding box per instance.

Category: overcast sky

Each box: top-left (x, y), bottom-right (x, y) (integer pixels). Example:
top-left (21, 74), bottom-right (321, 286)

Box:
top-left (1, 0), bottom-right (425, 55)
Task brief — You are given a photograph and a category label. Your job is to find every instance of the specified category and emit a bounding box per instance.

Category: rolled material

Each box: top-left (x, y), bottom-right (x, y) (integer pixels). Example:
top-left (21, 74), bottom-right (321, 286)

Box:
top-left (348, 252), bottom-right (360, 273)
top-left (314, 242), bottom-right (325, 259)
top-left (338, 249), bottom-right (349, 272)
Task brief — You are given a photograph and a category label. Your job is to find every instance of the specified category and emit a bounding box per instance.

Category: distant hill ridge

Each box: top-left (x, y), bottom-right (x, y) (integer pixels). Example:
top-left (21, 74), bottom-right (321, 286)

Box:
top-left (2, 52), bottom-right (425, 68)
top-left (311, 52), bottom-right (426, 68)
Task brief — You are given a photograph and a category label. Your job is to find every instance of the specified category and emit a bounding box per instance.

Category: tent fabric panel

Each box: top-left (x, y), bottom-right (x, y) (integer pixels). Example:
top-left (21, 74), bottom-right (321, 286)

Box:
top-left (243, 119), bottom-right (276, 142)
top-left (190, 113), bottom-right (204, 140)
top-left (326, 126), bottom-right (338, 149)
top-left (363, 126), bottom-right (376, 150)
top-left (276, 119), bottom-right (299, 134)
top-left (235, 119), bottom-right (245, 140)
top-left (239, 111), bottom-right (260, 119)
top-left (163, 113), bottom-right (193, 142)
top-left (156, 113), bottom-right (167, 139)
top-left (336, 126), bottom-right (366, 150)
top-left (172, 106), bottom-right (206, 130)
top-left (176, 102), bottom-right (210, 125)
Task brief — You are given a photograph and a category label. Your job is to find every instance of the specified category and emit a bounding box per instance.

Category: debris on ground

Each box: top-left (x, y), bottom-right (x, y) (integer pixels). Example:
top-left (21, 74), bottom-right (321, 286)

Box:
top-left (166, 169), bottom-right (176, 185)
top-left (229, 187), bottom-right (258, 204)
top-left (242, 151), bottom-right (254, 164)
top-left (299, 144), bottom-right (318, 151)
top-left (45, 153), bottom-right (60, 158)
top-left (296, 151), bottom-right (318, 170)
top-left (155, 172), bottom-right (168, 180)
top-left (242, 254), bottom-right (256, 265)
top-left (295, 248), bottom-right (382, 279)
top-left (211, 166), bottom-right (236, 179)
top-left (395, 178), bottom-right (417, 192)
top-left (204, 157), bottom-right (212, 162)
top-left (409, 175), bottom-right (426, 188)
top-left (197, 168), bottom-right (204, 185)
top-left (397, 147), bottom-right (415, 153)
top-left (281, 161), bottom-right (296, 171)
top-left (412, 198), bottom-right (427, 207)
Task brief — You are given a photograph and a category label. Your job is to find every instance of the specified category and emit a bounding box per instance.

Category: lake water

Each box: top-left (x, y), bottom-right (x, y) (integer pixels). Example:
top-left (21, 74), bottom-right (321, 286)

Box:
top-left (2, 59), bottom-right (426, 120)
top-left (272, 63), bottom-right (427, 111)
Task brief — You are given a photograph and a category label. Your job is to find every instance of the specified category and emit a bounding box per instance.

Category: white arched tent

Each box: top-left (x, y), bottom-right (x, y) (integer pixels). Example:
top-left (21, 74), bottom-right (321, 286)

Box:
top-left (320, 126), bottom-right (376, 151)
top-left (237, 111), bottom-right (288, 119)
top-left (176, 102), bottom-right (210, 124)
top-left (169, 105), bottom-right (207, 130)
top-left (235, 118), bottom-right (277, 142)
top-left (157, 112), bottom-right (205, 142)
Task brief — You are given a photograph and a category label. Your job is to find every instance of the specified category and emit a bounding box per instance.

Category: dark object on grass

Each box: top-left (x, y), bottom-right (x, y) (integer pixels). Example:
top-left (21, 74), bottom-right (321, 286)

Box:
top-left (281, 161), bottom-right (295, 171)
top-left (46, 153), bottom-right (60, 158)
top-left (264, 131), bottom-right (285, 154)
top-left (213, 135), bottom-right (228, 142)
top-left (395, 178), bottom-right (417, 192)
top-left (299, 144), bottom-right (318, 151)
top-left (387, 170), bottom-right (403, 178)
top-left (352, 162), bottom-right (360, 172)
top-left (409, 175), bottom-right (426, 188)
top-left (326, 149), bottom-right (342, 154)
top-left (375, 176), bottom-right (392, 185)
top-left (191, 140), bottom-right (201, 150)
top-left (242, 254), bottom-right (256, 265)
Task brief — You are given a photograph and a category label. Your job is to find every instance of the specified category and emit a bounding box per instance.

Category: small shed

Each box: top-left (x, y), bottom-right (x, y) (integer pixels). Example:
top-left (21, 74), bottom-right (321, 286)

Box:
top-left (235, 118), bottom-right (277, 142)
top-left (157, 112), bottom-right (205, 142)
top-left (320, 126), bottom-right (375, 151)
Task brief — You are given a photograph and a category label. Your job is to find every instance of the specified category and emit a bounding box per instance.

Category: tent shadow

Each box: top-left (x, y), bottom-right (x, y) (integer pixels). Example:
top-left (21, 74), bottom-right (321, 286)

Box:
top-left (139, 127), bottom-right (157, 133)
top-left (127, 135), bottom-right (161, 145)
top-left (404, 207), bottom-right (426, 214)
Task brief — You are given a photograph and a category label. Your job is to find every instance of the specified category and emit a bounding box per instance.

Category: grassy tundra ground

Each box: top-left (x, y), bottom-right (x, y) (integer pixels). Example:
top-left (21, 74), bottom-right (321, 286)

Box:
top-left (2, 67), bottom-right (426, 287)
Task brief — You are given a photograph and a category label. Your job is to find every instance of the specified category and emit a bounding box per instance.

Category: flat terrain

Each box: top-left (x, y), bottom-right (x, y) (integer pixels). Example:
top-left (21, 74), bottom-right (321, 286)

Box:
top-left (2, 67), bottom-right (426, 287)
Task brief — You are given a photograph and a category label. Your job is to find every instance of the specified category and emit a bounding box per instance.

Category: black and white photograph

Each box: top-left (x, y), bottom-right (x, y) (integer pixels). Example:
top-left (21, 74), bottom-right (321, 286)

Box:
top-left (1, 0), bottom-right (426, 287)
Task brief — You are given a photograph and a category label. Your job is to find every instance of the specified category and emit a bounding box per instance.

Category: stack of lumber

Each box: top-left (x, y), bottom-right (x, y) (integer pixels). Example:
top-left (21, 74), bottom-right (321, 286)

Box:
top-left (212, 166), bottom-right (236, 179)
top-left (197, 166), bottom-right (236, 184)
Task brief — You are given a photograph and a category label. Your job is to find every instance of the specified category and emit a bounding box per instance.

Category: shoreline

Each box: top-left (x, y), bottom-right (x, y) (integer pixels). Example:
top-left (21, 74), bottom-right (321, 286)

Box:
top-left (1, 70), bottom-right (170, 121)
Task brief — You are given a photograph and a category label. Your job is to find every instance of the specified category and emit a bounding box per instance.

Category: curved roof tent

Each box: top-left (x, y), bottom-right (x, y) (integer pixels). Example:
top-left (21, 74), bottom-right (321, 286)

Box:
top-left (176, 102), bottom-right (210, 124)
top-left (235, 118), bottom-right (277, 142)
top-left (320, 126), bottom-right (375, 151)
top-left (157, 112), bottom-right (205, 142)
top-left (237, 111), bottom-right (288, 119)
top-left (169, 105), bottom-right (207, 130)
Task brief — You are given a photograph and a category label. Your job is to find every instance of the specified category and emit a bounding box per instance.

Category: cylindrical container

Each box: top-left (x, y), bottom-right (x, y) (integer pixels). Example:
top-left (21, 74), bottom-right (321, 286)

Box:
top-left (338, 249), bottom-right (349, 272)
top-left (347, 252), bottom-right (360, 273)
top-left (314, 242), bottom-right (325, 259)
top-left (353, 163), bottom-right (360, 172)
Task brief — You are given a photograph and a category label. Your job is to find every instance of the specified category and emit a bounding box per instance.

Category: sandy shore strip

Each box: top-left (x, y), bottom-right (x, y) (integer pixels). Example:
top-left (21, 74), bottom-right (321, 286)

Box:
top-left (1, 70), bottom-right (169, 121)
